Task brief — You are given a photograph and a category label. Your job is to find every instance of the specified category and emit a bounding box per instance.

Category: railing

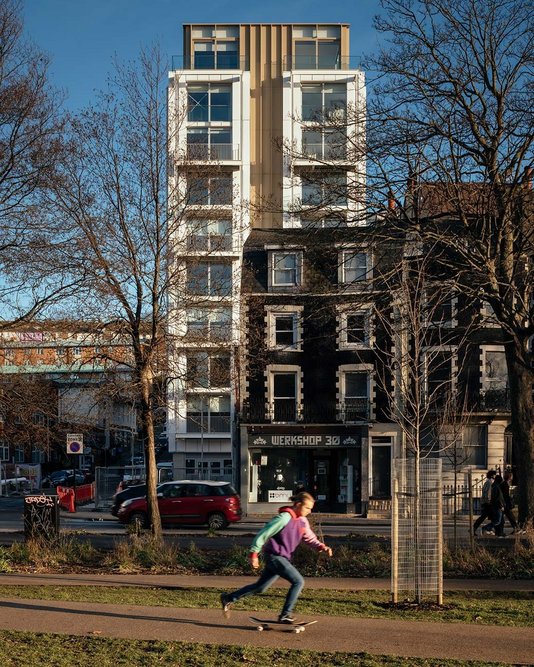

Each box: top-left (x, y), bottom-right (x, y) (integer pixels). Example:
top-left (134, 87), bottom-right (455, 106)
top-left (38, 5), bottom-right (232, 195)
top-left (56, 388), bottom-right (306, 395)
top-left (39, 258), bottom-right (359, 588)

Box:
top-left (186, 144), bottom-right (240, 161)
top-left (283, 55), bottom-right (362, 71)
top-left (240, 399), bottom-right (370, 424)
top-left (171, 55), bottom-right (247, 71)
top-left (477, 388), bottom-right (511, 411)
top-left (300, 143), bottom-right (347, 160)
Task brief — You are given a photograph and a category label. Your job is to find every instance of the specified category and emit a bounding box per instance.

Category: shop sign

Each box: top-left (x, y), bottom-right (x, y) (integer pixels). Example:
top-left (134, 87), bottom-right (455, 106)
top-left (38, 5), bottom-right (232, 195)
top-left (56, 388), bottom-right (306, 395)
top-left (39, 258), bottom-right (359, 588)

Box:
top-left (268, 490), bottom-right (293, 503)
top-left (250, 434), bottom-right (360, 448)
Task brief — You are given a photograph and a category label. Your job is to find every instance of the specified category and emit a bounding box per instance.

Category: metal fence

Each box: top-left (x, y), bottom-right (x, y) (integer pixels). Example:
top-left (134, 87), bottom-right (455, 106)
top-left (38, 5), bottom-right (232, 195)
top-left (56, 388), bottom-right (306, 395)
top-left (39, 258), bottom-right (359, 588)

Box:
top-left (94, 465), bottom-right (233, 509)
top-left (392, 458), bottom-right (443, 604)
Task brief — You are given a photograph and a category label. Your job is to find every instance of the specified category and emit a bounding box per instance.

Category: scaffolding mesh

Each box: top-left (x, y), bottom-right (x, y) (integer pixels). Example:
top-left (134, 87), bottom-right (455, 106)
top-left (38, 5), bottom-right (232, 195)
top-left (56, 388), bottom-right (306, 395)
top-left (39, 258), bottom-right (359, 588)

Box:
top-left (391, 457), bottom-right (443, 601)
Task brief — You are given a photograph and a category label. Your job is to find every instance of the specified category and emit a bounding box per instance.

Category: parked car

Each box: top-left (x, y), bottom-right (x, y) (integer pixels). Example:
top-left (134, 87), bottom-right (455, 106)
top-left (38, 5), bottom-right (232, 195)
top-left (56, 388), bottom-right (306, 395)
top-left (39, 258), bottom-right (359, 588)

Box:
top-left (116, 480), bottom-right (241, 530)
top-left (42, 470), bottom-right (85, 488)
top-left (110, 483), bottom-right (148, 517)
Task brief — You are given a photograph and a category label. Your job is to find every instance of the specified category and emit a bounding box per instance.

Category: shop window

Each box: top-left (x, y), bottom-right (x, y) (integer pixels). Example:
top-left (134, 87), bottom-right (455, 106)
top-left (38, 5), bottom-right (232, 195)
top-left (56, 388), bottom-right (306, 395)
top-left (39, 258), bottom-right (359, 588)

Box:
top-left (269, 252), bottom-right (302, 289)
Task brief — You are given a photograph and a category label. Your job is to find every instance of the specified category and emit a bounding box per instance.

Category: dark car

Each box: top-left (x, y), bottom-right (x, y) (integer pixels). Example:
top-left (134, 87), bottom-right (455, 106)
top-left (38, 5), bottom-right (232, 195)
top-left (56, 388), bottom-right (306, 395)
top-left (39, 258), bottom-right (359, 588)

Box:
top-left (116, 480), bottom-right (241, 530)
top-left (110, 483), bottom-right (148, 517)
top-left (42, 470), bottom-right (85, 488)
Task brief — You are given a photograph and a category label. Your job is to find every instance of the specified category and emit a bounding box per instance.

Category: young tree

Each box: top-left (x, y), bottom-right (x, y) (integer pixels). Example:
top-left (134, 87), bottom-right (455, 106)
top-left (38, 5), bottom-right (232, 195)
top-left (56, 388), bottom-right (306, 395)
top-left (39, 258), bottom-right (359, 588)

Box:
top-left (43, 48), bottom-right (239, 541)
top-left (367, 0), bottom-right (533, 526)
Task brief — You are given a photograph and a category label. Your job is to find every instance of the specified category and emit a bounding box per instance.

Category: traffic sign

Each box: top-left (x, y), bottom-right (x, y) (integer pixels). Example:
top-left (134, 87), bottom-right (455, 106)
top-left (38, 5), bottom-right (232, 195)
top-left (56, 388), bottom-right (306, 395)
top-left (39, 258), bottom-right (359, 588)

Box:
top-left (66, 433), bottom-right (84, 455)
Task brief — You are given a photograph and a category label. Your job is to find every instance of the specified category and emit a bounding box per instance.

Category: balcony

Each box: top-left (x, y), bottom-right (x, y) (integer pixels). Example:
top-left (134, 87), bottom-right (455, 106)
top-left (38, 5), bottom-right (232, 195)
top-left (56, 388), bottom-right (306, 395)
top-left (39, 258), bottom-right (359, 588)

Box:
top-left (240, 399), bottom-right (370, 424)
top-left (477, 388), bottom-right (511, 412)
top-left (171, 55), bottom-right (247, 71)
top-left (186, 144), bottom-right (240, 162)
top-left (283, 55), bottom-right (362, 71)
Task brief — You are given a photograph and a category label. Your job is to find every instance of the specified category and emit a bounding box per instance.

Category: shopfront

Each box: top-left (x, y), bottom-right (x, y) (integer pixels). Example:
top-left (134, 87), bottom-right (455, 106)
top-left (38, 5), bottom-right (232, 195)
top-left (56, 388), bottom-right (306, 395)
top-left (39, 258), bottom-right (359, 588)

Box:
top-left (240, 425), bottom-right (366, 514)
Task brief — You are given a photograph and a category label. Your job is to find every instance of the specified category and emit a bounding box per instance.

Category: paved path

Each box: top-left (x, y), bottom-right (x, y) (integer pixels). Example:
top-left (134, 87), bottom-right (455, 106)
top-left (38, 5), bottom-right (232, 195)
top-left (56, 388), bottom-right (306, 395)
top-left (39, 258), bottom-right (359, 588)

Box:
top-left (1, 572), bottom-right (533, 591)
top-left (0, 596), bottom-right (532, 664)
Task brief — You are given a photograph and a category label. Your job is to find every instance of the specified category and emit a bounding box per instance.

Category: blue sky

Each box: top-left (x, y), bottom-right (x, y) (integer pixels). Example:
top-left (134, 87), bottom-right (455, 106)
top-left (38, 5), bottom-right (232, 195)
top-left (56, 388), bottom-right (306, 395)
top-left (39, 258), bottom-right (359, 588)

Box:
top-left (23, 0), bottom-right (380, 111)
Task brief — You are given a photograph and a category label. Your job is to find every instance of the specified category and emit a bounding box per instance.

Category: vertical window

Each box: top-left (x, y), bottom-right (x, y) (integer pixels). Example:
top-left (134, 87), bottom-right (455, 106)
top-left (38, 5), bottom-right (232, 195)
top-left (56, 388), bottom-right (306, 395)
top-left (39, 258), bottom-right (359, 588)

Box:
top-left (341, 372), bottom-right (369, 421)
top-left (272, 372), bottom-right (298, 422)
top-left (484, 350), bottom-right (507, 391)
top-left (463, 425), bottom-right (487, 467)
top-left (341, 251), bottom-right (368, 283)
top-left (426, 351), bottom-right (453, 406)
top-left (186, 352), bottom-right (231, 388)
top-left (302, 129), bottom-right (346, 159)
top-left (302, 172), bottom-right (347, 206)
top-left (346, 313), bottom-right (368, 345)
top-left (274, 314), bottom-right (298, 348)
top-left (186, 307), bottom-right (231, 341)
top-left (271, 252), bottom-right (301, 287)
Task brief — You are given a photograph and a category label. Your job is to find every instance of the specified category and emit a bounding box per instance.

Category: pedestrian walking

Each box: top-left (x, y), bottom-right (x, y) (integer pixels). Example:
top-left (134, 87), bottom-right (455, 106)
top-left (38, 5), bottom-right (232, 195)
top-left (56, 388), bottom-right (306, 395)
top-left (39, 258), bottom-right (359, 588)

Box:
top-left (473, 470), bottom-right (496, 536)
top-left (220, 491), bottom-right (332, 624)
top-left (483, 474), bottom-right (505, 536)
top-left (498, 470), bottom-right (521, 535)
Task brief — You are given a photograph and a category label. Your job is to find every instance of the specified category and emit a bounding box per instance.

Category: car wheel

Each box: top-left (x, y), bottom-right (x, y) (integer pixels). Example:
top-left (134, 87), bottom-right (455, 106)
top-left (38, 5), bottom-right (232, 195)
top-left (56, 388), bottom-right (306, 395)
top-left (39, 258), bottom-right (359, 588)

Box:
top-left (129, 512), bottom-right (148, 529)
top-left (207, 512), bottom-right (228, 530)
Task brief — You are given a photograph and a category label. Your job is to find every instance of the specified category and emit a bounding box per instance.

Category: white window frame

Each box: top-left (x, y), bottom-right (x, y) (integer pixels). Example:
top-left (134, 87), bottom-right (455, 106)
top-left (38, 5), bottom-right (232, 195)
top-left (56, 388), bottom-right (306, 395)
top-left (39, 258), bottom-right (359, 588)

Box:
top-left (337, 364), bottom-right (373, 422)
top-left (338, 308), bottom-right (373, 349)
top-left (480, 345), bottom-right (508, 393)
top-left (0, 442), bottom-right (9, 461)
top-left (267, 364), bottom-right (303, 423)
top-left (269, 251), bottom-right (302, 290)
top-left (266, 305), bottom-right (303, 351)
top-left (423, 286), bottom-right (457, 328)
top-left (339, 249), bottom-right (371, 285)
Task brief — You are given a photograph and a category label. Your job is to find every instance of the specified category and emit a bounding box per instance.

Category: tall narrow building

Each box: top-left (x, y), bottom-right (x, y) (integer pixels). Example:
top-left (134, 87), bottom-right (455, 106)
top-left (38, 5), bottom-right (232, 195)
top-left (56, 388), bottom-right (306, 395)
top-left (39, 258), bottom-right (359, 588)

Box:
top-left (167, 24), bottom-right (366, 498)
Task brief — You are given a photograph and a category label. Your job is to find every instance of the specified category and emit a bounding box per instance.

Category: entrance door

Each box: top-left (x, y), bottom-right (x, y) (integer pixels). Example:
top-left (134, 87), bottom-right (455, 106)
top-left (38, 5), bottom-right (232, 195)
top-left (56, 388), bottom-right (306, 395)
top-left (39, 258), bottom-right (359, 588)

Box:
top-left (371, 444), bottom-right (391, 498)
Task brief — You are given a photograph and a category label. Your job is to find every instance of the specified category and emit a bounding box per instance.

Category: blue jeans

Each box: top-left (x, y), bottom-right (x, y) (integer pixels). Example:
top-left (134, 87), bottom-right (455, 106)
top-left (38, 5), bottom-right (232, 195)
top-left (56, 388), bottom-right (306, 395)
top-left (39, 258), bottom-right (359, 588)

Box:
top-left (227, 554), bottom-right (304, 617)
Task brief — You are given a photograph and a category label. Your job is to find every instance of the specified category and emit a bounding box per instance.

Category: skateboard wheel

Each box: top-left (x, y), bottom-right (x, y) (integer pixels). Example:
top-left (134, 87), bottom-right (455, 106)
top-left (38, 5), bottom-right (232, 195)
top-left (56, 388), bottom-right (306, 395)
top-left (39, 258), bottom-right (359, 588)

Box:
top-left (257, 626), bottom-right (264, 631)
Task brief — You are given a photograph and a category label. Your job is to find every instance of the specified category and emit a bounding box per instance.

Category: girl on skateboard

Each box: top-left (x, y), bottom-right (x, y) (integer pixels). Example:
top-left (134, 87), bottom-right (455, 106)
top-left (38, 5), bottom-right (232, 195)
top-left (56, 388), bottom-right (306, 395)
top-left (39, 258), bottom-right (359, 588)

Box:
top-left (220, 492), bottom-right (333, 623)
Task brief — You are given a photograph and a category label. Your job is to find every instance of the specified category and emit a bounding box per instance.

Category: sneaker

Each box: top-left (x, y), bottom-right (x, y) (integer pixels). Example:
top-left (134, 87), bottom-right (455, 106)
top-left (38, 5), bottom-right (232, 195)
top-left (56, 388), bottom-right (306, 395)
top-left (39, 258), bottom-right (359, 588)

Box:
top-left (483, 528), bottom-right (495, 535)
top-left (278, 614), bottom-right (295, 624)
top-left (220, 593), bottom-right (232, 616)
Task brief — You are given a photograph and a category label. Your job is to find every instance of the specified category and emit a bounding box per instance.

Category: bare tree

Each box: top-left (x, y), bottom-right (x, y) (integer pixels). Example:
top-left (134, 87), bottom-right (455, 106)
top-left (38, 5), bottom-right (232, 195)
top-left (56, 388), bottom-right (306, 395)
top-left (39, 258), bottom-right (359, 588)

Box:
top-left (42, 47), bottom-right (241, 541)
top-left (366, 0), bottom-right (534, 526)
top-left (0, 0), bottom-right (78, 326)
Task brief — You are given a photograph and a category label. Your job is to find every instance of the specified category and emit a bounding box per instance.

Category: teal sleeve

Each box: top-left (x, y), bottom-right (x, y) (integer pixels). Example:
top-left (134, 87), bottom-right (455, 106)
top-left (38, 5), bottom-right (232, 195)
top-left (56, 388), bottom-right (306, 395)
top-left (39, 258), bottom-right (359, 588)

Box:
top-left (250, 512), bottom-right (291, 553)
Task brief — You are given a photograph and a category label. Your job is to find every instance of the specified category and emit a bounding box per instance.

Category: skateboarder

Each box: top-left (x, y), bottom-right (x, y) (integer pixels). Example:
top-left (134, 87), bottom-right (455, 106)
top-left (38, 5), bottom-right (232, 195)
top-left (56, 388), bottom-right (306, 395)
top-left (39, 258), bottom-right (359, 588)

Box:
top-left (220, 491), bottom-right (333, 624)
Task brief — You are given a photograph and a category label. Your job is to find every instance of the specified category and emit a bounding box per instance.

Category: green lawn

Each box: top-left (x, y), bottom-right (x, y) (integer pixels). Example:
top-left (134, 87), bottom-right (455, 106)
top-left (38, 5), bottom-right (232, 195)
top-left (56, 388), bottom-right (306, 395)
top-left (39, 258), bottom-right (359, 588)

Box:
top-left (0, 585), bottom-right (532, 627)
top-left (0, 630), bottom-right (511, 667)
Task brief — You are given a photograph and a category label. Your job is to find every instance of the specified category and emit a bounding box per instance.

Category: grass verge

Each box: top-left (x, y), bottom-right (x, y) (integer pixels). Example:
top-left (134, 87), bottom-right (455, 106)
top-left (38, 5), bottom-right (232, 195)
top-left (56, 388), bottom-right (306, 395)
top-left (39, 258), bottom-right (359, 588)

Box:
top-left (0, 630), bottom-right (511, 667)
top-left (0, 585), bottom-right (532, 627)
top-left (0, 533), bottom-right (533, 578)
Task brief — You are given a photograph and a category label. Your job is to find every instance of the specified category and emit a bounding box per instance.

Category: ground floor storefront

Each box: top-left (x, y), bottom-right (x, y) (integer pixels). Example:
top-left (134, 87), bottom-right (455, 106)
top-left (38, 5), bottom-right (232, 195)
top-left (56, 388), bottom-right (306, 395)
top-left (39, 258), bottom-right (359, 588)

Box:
top-left (240, 425), bottom-right (372, 515)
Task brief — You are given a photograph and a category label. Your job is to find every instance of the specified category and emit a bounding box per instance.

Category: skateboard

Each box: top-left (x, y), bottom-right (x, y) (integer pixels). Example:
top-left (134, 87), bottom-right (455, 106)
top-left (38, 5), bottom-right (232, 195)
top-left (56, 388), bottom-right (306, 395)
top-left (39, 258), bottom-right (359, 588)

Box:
top-left (249, 616), bottom-right (317, 634)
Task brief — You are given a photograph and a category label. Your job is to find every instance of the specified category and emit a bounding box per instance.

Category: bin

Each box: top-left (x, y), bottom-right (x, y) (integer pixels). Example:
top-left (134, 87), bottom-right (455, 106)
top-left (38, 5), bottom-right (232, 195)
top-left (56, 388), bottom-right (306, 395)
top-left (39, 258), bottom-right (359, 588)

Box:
top-left (23, 494), bottom-right (60, 541)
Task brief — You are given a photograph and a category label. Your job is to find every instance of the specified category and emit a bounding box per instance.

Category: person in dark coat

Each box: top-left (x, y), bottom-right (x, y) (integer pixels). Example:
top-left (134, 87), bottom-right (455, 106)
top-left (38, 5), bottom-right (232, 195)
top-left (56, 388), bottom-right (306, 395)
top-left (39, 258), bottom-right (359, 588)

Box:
top-left (483, 474), bottom-right (505, 536)
top-left (498, 470), bottom-right (519, 535)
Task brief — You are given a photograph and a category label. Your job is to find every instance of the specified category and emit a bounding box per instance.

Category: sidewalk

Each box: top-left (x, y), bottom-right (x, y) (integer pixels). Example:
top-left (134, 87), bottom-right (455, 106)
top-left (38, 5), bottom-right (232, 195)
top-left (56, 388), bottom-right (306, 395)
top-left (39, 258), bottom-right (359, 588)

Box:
top-left (0, 574), bottom-right (532, 664)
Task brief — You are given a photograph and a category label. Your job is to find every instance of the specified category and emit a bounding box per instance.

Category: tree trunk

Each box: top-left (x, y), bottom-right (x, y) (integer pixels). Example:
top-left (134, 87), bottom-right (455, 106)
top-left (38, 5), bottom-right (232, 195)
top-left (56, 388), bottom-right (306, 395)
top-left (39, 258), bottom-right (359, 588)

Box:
top-left (139, 367), bottom-right (163, 542)
top-left (505, 338), bottom-right (534, 528)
